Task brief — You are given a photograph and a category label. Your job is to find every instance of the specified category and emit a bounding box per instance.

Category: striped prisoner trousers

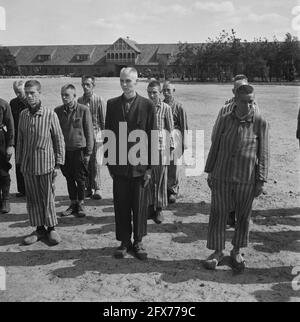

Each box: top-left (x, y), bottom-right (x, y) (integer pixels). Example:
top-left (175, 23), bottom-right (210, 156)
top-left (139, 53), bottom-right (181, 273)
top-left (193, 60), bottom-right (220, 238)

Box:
top-left (86, 137), bottom-right (101, 191)
top-left (23, 173), bottom-right (58, 227)
top-left (149, 150), bottom-right (168, 210)
top-left (207, 180), bottom-right (255, 250)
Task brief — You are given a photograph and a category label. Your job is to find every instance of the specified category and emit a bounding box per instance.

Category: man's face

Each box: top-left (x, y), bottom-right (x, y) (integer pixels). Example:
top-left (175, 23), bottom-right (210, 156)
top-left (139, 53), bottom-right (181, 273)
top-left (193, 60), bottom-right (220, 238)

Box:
top-left (236, 93), bottom-right (255, 112)
top-left (61, 88), bottom-right (76, 107)
top-left (25, 86), bottom-right (41, 107)
top-left (162, 84), bottom-right (174, 100)
top-left (147, 86), bottom-right (160, 104)
top-left (233, 80), bottom-right (248, 96)
top-left (120, 71), bottom-right (137, 95)
top-left (14, 86), bottom-right (26, 100)
top-left (82, 78), bottom-right (94, 95)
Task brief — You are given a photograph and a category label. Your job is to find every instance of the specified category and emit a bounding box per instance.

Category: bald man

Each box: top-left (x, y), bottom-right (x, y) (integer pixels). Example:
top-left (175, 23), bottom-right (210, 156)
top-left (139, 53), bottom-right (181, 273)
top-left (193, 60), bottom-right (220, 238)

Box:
top-left (211, 75), bottom-right (260, 229)
top-left (10, 80), bottom-right (29, 197)
top-left (205, 84), bottom-right (269, 273)
top-left (162, 81), bottom-right (188, 203)
top-left (105, 67), bottom-right (157, 260)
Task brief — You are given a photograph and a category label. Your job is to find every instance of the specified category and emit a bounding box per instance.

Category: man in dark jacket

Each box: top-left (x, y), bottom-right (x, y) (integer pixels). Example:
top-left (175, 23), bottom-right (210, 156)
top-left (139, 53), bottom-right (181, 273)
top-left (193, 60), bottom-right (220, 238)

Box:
top-left (55, 84), bottom-right (94, 218)
top-left (104, 67), bottom-right (156, 260)
top-left (0, 98), bottom-right (14, 214)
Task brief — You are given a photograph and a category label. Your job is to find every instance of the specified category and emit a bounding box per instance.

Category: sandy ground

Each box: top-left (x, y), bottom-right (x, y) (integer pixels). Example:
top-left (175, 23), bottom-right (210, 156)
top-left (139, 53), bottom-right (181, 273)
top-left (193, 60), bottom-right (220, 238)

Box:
top-left (0, 78), bottom-right (299, 302)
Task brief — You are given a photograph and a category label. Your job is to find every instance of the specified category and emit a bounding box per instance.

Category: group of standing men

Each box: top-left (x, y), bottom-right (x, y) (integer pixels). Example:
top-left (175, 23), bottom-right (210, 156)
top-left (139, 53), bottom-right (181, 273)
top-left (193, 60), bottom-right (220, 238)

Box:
top-left (0, 69), bottom-right (269, 273)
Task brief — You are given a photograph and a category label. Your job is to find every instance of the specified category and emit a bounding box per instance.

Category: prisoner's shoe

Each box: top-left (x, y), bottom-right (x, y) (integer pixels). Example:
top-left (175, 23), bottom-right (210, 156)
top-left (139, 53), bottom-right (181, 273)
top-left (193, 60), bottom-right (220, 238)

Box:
top-left (0, 200), bottom-right (10, 214)
top-left (61, 204), bottom-right (77, 217)
top-left (203, 251), bottom-right (224, 270)
top-left (168, 194), bottom-right (177, 204)
top-left (47, 230), bottom-right (61, 246)
top-left (132, 242), bottom-right (148, 260)
top-left (92, 190), bottom-right (102, 200)
top-left (153, 210), bottom-right (164, 224)
top-left (114, 241), bottom-right (132, 259)
top-left (230, 250), bottom-right (246, 274)
top-left (76, 203), bottom-right (86, 217)
top-left (85, 189), bottom-right (93, 198)
top-left (24, 228), bottom-right (47, 245)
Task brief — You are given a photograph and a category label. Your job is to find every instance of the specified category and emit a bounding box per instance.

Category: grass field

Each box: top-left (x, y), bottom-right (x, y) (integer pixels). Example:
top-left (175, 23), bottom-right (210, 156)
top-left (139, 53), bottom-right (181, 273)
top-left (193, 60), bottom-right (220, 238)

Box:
top-left (0, 78), bottom-right (299, 302)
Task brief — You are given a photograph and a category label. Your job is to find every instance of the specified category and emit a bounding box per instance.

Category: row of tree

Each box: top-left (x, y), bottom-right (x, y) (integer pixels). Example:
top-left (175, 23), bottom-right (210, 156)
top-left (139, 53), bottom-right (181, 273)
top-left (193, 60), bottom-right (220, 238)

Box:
top-left (0, 47), bottom-right (19, 75)
top-left (166, 30), bottom-right (300, 82)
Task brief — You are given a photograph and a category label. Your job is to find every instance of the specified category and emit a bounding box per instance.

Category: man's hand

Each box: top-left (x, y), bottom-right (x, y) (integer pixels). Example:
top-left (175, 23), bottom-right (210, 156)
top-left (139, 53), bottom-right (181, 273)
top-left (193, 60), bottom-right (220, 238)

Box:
top-left (6, 146), bottom-right (14, 161)
top-left (83, 155), bottom-right (90, 167)
top-left (254, 181), bottom-right (264, 198)
top-left (143, 169), bottom-right (152, 188)
top-left (52, 165), bottom-right (60, 182)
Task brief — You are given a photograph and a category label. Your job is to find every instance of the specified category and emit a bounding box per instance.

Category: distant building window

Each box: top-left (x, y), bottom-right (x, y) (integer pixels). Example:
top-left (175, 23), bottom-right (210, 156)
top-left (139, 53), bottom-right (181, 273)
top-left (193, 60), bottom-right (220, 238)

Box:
top-left (107, 53), bottom-right (111, 59)
top-left (111, 53), bottom-right (115, 59)
top-left (115, 53), bottom-right (119, 60)
top-left (37, 55), bottom-right (51, 61)
top-left (127, 53), bottom-right (131, 59)
top-left (76, 54), bottom-right (89, 61)
top-left (132, 53), bottom-right (135, 59)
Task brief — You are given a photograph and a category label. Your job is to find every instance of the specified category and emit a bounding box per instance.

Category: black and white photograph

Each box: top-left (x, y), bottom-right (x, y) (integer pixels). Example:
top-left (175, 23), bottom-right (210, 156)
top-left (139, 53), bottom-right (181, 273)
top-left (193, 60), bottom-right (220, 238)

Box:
top-left (0, 0), bottom-right (299, 304)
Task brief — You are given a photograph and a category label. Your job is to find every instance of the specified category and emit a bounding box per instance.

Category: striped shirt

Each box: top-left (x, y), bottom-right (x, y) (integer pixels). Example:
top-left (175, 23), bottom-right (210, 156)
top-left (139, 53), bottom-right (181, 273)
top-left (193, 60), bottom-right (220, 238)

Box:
top-left (163, 97), bottom-right (188, 149)
top-left (155, 99), bottom-right (175, 151)
top-left (16, 106), bottom-right (65, 175)
top-left (205, 107), bottom-right (269, 184)
top-left (78, 94), bottom-right (105, 131)
top-left (211, 97), bottom-right (259, 142)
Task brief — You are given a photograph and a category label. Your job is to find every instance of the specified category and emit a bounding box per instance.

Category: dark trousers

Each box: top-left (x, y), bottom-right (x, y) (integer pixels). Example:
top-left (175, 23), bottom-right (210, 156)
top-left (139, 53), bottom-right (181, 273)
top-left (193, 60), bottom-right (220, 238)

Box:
top-left (113, 175), bottom-right (148, 243)
top-left (0, 129), bottom-right (11, 200)
top-left (16, 163), bottom-right (25, 194)
top-left (61, 149), bottom-right (88, 201)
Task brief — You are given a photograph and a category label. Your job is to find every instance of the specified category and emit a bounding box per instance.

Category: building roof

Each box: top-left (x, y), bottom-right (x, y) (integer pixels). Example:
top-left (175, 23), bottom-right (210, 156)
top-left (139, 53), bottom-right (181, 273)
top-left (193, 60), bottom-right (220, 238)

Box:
top-left (121, 37), bottom-right (141, 53)
top-left (8, 44), bottom-right (109, 65)
top-left (5, 40), bottom-right (200, 66)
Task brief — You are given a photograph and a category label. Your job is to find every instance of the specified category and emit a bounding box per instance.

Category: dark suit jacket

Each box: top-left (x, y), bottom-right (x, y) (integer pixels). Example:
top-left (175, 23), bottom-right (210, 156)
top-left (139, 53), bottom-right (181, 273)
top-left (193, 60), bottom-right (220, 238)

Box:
top-left (105, 93), bottom-right (157, 178)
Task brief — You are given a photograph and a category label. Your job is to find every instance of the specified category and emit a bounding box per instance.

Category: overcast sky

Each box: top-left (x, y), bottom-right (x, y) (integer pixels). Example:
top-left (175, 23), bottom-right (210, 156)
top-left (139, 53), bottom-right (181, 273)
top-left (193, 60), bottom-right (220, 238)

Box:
top-left (0, 0), bottom-right (298, 46)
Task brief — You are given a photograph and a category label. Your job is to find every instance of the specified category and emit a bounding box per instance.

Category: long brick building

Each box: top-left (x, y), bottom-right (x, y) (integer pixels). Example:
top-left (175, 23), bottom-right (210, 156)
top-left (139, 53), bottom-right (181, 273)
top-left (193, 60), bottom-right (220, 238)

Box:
top-left (5, 37), bottom-right (188, 77)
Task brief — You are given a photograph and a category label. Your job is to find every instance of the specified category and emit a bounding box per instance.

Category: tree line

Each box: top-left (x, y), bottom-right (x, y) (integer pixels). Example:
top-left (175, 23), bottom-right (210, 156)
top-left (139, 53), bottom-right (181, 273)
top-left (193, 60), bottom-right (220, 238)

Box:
top-left (1, 29), bottom-right (300, 82)
top-left (170, 30), bottom-right (300, 82)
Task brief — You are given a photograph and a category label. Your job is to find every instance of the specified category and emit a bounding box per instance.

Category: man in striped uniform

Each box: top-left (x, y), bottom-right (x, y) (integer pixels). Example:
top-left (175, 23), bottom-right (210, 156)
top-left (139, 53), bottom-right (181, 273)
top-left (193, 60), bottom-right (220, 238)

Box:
top-left (55, 84), bottom-right (94, 218)
top-left (162, 81), bottom-right (188, 204)
top-left (0, 98), bottom-right (14, 214)
top-left (10, 80), bottom-right (29, 198)
top-left (204, 84), bottom-right (269, 273)
top-left (211, 75), bottom-right (260, 229)
top-left (147, 80), bottom-right (174, 224)
top-left (78, 75), bottom-right (105, 200)
top-left (16, 80), bottom-right (65, 246)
